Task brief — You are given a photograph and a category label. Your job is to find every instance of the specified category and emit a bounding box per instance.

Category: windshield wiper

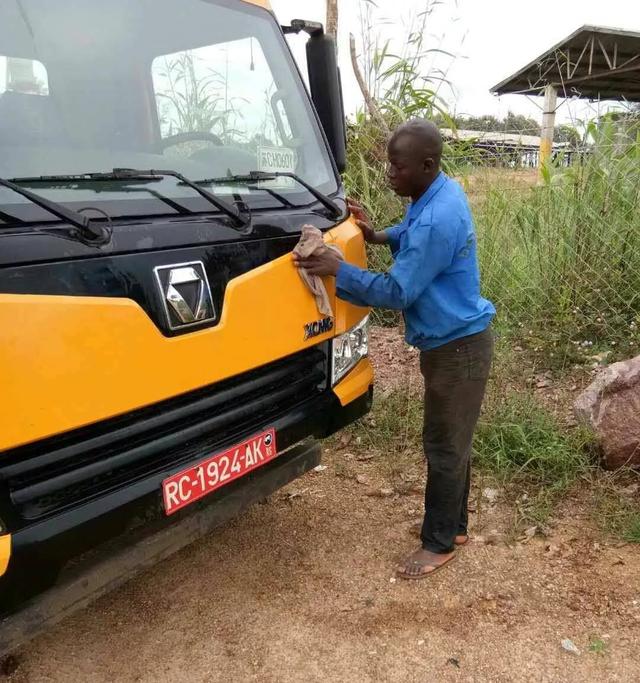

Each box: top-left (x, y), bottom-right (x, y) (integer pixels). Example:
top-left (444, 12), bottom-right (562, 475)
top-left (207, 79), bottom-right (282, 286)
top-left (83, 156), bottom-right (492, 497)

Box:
top-left (13, 173), bottom-right (195, 216)
top-left (0, 177), bottom-right (108, 242)
top-left (193, 171), bottom-right (342, 219)
top-left (12, 169), bottom-right (248, 226)
top-left (112, 169), bottom-right (247, 227)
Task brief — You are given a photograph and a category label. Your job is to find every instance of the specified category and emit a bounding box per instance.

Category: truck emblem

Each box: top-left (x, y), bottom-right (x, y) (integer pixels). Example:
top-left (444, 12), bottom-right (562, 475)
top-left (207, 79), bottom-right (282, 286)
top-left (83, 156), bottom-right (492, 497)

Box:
top-left (154, 261), bottom-right (216, 330)
top-left (304, 316), bottom-right (333, 340)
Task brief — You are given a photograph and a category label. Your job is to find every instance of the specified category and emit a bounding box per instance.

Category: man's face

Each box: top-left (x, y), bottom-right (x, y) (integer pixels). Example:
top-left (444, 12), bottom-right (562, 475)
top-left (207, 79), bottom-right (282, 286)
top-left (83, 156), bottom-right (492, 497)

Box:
top-left (386, 133), bottom-right (434, 198)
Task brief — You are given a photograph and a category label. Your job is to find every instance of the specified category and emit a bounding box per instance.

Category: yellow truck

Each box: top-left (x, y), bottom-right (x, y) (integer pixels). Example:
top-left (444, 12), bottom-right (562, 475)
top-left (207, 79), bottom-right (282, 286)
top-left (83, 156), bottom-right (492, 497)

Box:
top-left (0, 0), bottom-right (372, 643)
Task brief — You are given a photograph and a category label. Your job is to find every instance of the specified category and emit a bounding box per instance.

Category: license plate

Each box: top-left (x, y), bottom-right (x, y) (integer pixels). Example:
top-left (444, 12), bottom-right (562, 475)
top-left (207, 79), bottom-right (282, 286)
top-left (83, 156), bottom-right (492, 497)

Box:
top-left (162, 428), bottom-right (277, 515)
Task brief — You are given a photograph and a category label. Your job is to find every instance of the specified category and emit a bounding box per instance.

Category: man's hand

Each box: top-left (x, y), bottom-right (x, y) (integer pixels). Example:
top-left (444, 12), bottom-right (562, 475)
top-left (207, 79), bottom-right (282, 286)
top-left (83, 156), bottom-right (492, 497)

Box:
top-left (347, 197), bottom-right (387, 245)
top-left (292, 249), bottom-right (342, 277)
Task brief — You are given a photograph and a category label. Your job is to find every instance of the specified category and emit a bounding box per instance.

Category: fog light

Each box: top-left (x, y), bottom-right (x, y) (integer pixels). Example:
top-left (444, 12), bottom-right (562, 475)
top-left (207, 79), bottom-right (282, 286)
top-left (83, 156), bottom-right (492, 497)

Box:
top-left (331, 316), bottom-right (369, 385)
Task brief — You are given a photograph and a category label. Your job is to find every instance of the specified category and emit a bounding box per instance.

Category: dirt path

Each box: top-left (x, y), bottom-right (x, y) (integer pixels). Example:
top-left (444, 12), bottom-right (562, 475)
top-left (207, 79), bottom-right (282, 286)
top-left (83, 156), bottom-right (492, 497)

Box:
top-left (5, 459), bottom-right (639, 682)
top-left (4, 330), bottom-right (640, 682)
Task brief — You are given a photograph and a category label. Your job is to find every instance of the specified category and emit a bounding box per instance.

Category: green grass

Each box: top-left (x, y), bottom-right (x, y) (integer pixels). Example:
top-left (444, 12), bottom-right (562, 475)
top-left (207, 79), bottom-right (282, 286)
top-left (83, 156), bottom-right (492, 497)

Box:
top-left (474, 392), bottom-right (592, 485)
top-left (341, 384), bottom-right (593, 512)
top-left (593, 478), bottom-right (640, 543)
top-left (474, 391), bottom-right (594, 527)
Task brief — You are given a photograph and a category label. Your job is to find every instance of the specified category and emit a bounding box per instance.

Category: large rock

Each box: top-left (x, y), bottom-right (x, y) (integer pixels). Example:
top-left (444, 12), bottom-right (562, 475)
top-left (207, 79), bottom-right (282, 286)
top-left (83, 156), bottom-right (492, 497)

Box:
top-left (574, 355), bottom-right (640, 469)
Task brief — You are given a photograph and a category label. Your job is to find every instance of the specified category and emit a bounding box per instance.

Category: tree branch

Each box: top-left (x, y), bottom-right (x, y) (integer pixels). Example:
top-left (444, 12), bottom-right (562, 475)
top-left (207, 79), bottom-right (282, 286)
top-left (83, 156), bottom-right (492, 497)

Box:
top-left (349, 33), bottom-right (390, 137)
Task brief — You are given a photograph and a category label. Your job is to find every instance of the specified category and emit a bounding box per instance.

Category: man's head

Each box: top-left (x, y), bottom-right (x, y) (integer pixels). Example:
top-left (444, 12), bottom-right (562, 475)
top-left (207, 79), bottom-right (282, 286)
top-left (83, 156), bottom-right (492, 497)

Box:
top-left (386, 119), bottom-right (443, 200)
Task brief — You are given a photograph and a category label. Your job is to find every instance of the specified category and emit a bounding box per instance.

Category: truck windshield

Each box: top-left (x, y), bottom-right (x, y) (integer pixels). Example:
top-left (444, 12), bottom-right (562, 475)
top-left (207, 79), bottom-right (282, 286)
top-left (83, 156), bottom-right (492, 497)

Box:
top-left (0, 0), bottom-right (339, 222)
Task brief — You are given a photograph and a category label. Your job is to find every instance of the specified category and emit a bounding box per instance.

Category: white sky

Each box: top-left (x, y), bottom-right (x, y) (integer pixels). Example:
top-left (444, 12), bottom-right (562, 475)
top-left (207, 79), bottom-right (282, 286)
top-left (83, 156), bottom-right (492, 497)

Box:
top-left (272, 0), bottom-right (640, 127)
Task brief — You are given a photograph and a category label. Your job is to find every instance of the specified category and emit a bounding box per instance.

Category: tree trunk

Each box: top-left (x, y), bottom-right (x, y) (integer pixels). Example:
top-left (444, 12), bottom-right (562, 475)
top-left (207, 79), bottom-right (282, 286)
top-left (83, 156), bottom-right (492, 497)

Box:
top-left (349, 33), bottom-right (390, 137)
top-left (326, 0), bottom-right (338, 40)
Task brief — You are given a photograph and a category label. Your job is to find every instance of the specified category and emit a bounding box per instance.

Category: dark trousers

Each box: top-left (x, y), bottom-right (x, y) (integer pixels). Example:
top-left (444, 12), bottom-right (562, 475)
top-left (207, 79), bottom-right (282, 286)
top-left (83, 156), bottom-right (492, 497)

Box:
top-left (419, 327), bottom-right (493, 553)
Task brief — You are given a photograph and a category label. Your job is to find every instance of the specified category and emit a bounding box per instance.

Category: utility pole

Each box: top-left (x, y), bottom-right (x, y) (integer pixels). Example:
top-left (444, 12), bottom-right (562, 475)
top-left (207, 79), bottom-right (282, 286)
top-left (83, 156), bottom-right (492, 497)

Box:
top-left (540, 84), bottom-right (557, 167)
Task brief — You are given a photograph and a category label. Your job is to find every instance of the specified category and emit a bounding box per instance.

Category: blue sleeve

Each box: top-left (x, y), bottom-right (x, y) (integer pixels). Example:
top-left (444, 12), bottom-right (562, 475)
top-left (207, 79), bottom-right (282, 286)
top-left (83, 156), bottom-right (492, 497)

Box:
top-left (336, 217), bottom-right (455, 310)
top-left (385, 225), bottom-right (403, 255)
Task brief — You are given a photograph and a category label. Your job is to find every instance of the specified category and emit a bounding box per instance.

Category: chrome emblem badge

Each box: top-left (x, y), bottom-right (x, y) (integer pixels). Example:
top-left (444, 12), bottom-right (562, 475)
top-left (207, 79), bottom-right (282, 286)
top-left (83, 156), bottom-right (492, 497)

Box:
top-left (154, 261), bottom-right (216, 330)
top-left (304, 316), bottom-right (333, 340)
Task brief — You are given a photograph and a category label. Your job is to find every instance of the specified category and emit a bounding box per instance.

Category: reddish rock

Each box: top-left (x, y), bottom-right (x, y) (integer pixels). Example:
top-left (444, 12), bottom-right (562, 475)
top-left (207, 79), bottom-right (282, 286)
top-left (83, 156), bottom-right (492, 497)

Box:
top-left (574, 356), bottom-right (640, 469)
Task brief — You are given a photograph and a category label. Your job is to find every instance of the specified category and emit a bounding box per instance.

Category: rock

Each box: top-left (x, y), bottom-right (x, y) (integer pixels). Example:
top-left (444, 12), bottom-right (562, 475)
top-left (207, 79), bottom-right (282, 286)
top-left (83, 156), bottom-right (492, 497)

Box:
top-left (519, 526), bottom-right (538, 543)
top-left (482, 487), bottom-right (500, 504)
top-left (366, 487), bottom-right (394, 498)
top-left (339, 433), bottom-right (353, 446)
top-left (355, 474), bottom-right (369, 485)
top-left (312, 465), bottom-right (328, 473)
top-left (484, 530), bottom-right (504, 545)
top-left (561, 638), bottom-right (581, 655)
top-left (574, 355), bottom-right (640, 469)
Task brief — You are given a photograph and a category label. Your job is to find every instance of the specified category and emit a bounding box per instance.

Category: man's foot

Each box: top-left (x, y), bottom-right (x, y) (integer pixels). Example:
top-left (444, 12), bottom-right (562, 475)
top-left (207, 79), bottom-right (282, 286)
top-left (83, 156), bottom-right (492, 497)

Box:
top-left (396, 547), bottom-right (456, 580)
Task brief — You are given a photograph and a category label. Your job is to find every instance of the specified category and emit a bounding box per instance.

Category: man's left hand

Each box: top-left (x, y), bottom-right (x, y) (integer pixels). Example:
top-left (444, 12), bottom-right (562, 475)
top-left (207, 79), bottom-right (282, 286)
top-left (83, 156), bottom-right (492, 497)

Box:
top-left (292, 250), bottom-right (341, 277)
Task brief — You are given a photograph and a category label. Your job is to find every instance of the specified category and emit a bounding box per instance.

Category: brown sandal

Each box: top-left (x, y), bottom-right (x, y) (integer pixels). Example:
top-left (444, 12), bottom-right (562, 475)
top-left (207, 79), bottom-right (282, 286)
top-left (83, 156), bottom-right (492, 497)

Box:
top-left (396, 549), bottom-right (456, 580)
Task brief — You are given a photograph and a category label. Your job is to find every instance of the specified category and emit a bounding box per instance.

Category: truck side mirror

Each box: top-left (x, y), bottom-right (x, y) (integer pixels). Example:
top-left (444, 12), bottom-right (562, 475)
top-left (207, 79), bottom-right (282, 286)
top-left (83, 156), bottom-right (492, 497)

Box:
top-left (283, 20), bottom-right (346, 174)
top-left (306, 31), bottom-right (347, 174)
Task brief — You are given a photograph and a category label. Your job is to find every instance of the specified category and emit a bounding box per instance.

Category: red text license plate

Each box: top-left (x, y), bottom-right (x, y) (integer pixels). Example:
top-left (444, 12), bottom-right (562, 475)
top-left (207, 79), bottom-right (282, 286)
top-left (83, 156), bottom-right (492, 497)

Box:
top-left (162, 429), bottom-right (277, 515)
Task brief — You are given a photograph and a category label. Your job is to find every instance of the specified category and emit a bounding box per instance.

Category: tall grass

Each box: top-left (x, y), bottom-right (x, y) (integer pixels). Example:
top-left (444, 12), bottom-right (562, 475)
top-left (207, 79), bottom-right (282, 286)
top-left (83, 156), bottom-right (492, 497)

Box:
top-left (476, 119), bottom-right (640, 359)
top-left (346, 108), bottom-right (640, 356)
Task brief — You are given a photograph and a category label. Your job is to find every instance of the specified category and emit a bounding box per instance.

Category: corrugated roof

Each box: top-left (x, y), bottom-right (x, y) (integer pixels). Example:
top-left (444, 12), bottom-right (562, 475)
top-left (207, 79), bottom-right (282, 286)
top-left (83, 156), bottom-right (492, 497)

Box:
top-left (440, 128), bottom-right (543, 147)
top-left (491, 25), bottom-right (640, 102)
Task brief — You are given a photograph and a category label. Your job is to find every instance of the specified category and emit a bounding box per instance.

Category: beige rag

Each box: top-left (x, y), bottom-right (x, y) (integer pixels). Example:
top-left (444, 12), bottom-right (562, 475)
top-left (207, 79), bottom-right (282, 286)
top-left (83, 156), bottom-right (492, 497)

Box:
top-left (293, 224), bottom-right (343, 318)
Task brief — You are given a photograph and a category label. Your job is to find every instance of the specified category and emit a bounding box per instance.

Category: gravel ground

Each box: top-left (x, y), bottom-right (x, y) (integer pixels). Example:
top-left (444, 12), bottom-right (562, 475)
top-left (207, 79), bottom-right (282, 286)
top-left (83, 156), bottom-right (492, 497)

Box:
top-left (3, 329), bottom-right (639, 682)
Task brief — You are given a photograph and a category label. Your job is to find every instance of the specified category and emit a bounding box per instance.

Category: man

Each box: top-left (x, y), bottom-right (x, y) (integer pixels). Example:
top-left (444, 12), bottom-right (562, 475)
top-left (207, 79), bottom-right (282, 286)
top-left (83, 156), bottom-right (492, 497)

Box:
top-left (293, 119), bottom-right (495, 579)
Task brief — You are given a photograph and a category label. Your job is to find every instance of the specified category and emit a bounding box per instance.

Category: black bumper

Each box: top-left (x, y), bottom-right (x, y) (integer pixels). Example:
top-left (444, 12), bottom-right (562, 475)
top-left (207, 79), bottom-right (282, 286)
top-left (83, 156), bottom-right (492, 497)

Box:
top-left (0, 386), bottom-right (372, 611)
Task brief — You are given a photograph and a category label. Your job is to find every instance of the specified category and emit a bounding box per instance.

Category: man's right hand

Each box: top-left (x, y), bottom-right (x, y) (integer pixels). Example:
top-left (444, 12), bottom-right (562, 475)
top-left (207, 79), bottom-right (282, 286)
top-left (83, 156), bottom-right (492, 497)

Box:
top-left (347, 198), bottom-right (387, 245)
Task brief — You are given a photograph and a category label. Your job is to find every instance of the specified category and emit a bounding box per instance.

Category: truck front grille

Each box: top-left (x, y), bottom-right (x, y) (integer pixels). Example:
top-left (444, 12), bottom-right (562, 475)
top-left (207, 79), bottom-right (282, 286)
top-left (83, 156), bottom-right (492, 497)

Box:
top-left (0, 345), bottom-right (328, 522)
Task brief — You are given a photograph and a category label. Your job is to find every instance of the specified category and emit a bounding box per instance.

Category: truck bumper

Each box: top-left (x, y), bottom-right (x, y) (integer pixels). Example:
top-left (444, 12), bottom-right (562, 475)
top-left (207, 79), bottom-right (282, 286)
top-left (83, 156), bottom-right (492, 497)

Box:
top-left (0, 361), bottom-right (373, 612)
top-left (0, 439), bottom-right (322, 656)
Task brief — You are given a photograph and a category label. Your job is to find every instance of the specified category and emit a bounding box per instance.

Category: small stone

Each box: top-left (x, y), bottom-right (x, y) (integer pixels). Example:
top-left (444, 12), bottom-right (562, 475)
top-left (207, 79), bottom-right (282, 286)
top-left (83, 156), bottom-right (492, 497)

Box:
top-left (545, 543), bottom-right (561, 557)
top-left (561, 638), bottom-right (581, 655)
top-left (417, 639), bottom-right (425, 646)
top-left (313, 465), bottom-right (328, 473)
top-left (366, 487), bottom-right (394, 498)
top-left (389, 577), bottom-right (397, 584)
top-left (482, 487), bottom-right (499, 504)
top-left (356, 474), bottom-right (369, 485)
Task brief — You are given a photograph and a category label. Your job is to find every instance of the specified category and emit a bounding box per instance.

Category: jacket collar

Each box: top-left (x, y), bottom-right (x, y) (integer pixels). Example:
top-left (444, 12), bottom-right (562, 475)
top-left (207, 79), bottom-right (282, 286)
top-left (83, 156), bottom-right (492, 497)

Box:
top-left (407, 172), bottom-right (447, 221)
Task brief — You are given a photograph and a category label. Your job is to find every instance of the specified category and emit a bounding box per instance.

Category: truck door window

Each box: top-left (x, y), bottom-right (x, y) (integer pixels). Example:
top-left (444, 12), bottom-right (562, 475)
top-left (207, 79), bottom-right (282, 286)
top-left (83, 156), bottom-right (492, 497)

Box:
top-left (152, 37), bottom-right (298, 178)
top-left (0, 56), bottom-right (49, 96)
top-left (153, 39), bottom-right (287, 145)
top-left (0, 56), bottom-right (54, 149)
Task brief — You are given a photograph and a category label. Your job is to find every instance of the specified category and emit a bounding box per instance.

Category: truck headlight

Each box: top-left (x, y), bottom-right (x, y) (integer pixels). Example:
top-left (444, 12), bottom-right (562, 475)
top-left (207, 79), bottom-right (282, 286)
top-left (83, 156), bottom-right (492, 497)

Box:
top-left (331, 316), bottom-right (369, 385)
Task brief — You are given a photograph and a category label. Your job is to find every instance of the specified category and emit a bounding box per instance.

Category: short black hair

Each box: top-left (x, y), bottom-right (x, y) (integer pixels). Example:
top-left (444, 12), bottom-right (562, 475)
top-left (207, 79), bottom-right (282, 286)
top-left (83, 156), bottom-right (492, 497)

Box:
top-left (390, 119), bottom-right (443, 158)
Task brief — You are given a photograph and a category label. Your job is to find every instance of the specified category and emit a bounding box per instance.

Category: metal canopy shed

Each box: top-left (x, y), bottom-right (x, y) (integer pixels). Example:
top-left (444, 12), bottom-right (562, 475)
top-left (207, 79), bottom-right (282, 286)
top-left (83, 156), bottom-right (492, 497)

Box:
top-left (490, 25), bottom-right (640, 164)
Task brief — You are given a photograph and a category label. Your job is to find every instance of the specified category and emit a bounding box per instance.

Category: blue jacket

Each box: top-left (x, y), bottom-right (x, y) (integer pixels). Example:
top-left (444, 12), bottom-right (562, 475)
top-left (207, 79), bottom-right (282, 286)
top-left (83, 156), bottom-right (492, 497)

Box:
top-left (336, 172), bottom-right (495, 350)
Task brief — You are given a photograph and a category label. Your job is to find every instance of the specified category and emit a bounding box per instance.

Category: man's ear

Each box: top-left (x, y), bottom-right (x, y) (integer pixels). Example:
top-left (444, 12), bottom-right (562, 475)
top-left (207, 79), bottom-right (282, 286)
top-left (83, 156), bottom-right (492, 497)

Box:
top-left (423, 156), bottom-right (436, 173)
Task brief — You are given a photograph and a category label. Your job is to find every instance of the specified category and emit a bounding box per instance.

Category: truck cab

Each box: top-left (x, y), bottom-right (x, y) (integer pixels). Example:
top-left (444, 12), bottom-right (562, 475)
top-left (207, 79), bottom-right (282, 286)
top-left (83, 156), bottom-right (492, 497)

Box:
top-left (0, 0), bottom-right (372, 616)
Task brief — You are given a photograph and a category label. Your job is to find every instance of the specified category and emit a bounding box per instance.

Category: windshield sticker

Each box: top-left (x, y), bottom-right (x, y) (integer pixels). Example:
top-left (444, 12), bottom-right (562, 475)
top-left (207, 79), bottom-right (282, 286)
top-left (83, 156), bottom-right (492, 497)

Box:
top-left (257, 146), bottom-right (296, 188)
